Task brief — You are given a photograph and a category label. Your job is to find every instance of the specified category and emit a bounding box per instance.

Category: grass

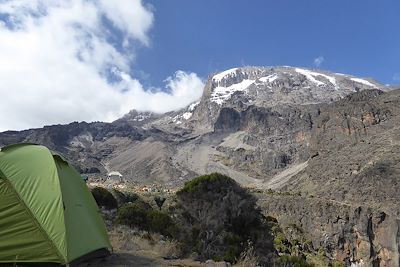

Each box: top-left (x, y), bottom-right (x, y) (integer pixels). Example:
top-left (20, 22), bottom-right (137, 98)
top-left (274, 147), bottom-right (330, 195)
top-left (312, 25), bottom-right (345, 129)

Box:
top-left (108, 225), bottom-right (181, 259)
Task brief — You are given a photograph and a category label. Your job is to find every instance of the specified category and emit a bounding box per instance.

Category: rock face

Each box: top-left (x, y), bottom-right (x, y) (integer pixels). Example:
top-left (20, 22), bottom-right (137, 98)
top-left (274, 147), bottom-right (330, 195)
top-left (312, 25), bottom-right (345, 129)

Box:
top-left (284, 89), bottom-right (400, 211)
top-left (1, 66), bottom-right (399, 266)
top-left (257, 193), bottom-right (400, 267)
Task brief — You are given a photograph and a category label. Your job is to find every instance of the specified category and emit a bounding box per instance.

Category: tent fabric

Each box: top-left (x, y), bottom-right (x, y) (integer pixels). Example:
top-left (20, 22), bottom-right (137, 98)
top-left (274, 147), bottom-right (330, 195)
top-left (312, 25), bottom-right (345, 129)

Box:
top-left (55, 157), bottom-right (111, 262)
top-left (0, 144), bottom-right (111, 265)
top-left (0, 178), bottom-right (60, 263)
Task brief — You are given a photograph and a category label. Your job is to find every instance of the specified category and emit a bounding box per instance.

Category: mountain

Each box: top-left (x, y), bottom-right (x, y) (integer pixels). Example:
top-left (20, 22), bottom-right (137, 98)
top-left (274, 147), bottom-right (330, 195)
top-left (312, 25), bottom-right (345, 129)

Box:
top-left (1, 66), bottom-right (399, 266)
top-left (1, 66), bottom-right (384, 184)
top-left (0, 66), bottom-right (387, 185)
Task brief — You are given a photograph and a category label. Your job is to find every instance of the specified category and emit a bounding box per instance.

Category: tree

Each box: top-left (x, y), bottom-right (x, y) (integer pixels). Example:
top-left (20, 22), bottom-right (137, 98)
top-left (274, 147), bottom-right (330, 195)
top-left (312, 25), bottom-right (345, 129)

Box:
top-left (154, 196), bottom-right (166, 210)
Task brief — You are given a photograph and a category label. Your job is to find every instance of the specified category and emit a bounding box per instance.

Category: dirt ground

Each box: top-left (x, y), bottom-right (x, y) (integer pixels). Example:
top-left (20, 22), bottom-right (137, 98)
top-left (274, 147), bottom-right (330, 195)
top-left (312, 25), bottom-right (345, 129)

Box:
top-left (80, 252), bottom-right (205, 267)
top-left (81, 225), bottom-right (215, 267)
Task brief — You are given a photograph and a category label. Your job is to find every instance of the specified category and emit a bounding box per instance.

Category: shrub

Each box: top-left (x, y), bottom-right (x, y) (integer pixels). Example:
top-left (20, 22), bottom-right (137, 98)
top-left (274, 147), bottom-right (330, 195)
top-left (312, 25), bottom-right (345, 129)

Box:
top-left (91, 187), bottom-right (118, 209)
top-left (331, 260), bottom-right (345, 267)
top-left (236, 244), bottom-right (259, 267)
top-left (124, 192), bottom-right (139, 203)
top-left (178, 172), bottom-right (235, 194)
top-left (116, 202), bottom-right (179, 238)
top-left (277, 255), bottom-right (314, 267)
top-left (175, 173), bottom-right (275, 264)
top-left (154, 196), bottom-right (166, 210)
top-left (220, 234), bottom-right (242, 263)
top-left (147, 210), bottom-right (179, 237)
top-left (274, 233), bottom-right (290, 254)
top-left (116, 202), bottom-right (150, 229)
top-left (111, 189), bottom-right (138, 207)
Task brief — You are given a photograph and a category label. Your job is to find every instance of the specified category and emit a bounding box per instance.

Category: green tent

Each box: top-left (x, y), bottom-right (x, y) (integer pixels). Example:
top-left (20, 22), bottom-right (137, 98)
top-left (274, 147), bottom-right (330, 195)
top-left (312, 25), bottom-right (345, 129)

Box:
top-left (0, 144), bottom-right (112, 265)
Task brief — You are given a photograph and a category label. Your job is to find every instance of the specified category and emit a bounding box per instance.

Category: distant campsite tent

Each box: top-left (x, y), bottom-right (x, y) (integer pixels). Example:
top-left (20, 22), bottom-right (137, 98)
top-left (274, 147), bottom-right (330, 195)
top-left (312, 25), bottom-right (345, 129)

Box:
top-left (0, 144), bottom-right (112, 265)
top-left (107, 171), bottom-right (123, 183)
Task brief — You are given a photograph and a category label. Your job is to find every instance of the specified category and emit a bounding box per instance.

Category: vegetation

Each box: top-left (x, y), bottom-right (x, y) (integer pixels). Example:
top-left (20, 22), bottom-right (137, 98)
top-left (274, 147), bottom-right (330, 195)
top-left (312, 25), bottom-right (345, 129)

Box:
top-left (175, 173), bottom-right (274, 264)
top-left (147, 210), bottom-right (179, 237)
top-left (116, 198), bottom-right (179, 238)
top-left (177, 172), bottom-right (235, 194)
top-left (154, 196), bottom-right (166, 210)
top-left (276, 255), bottom-right (314, 267)
top-left (91, 187), bottom-right (118, 209)
top-left (331, 260), bottom-right (346, 267)
top-left (274, 232), bottom-right (291, 254)
top-left (116, 201), bottom-right (151, 229)
top-left (111, 189), bottom-right (138, 207)
top-left (107, 173), bottom-right (346, 266)
top-left (268, 220), bottom-right (346, 267)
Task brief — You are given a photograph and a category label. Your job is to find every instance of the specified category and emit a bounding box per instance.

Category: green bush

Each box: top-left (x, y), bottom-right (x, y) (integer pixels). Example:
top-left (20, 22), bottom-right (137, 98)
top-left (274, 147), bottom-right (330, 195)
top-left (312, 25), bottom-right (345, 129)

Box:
top-left (147, 210), bottom-right (179, 237)
top-left (175, 173), bottom-right (274, 264)
top-left (220, 234), bottom-right (242, 263)
top-left (111, 189), bottom-right (139, 207)
top-left (125, 192), bottom-right (139, 202)
top-left (277, 255), bottom-right (314, 267)
top-left (91, 187), bottom-right (118, 209)
top-left (331, 260), bottom-right (345, 267)
top-left (274, 233), bottom-right (290, 254)
top-left (116, 202), bottom-right (179, 238)
top-left (177, 172), bottom-right (235, 194)
top-left (116, 202), bottom-right (150, 229)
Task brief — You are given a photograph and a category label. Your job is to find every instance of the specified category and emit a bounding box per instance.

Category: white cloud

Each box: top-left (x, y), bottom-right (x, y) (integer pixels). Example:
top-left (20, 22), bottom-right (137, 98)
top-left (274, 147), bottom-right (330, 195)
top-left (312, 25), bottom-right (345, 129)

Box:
top-left (98, 0), bottom-right (153, 46)
top-left (113, 70), bottom-right (204, 113)
top-left (313, 56), bottom-right (324, 67)
top-left (0, 0), bottom-right (204, 132)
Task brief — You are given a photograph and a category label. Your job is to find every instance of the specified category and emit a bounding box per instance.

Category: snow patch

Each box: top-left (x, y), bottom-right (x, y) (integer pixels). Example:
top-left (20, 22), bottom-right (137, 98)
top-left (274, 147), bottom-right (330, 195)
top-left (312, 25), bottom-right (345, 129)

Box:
top-left (172, 101), bottom-right (199, 124)
top-left (295, 68), bottom-right (338, 89)
top-left (188, 101), bottom-right (200, 111)
top-left (182, 112), bottom-right (192, 120)
top-left (295, 68), bottom-right (325, 86)
top-left (259, 74), bottom-right (278, 83)
top-left (211, 79), bottom-right (255, 105)
top-left (172, 115), bottom-right (182, 124)
top-left (132, 114), bottom-right (151, 122)
top-left (320, 73), bottom-right (337, 88)
top-left (351, 78), bottom-right (377, 88)
top-left (213, 68), bottom-right (238, 82)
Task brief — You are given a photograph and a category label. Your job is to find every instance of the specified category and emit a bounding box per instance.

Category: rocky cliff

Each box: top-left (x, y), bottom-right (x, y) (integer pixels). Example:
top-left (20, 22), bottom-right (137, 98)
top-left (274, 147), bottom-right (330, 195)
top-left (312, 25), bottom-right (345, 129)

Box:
top-left (257, 193), bottom-right (400, 267)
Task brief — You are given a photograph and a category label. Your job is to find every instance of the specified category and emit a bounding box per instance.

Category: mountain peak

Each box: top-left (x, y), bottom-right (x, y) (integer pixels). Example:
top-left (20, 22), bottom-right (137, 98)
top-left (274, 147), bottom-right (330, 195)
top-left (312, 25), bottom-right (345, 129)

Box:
top-left (206, 66), bottom-right (383, 106)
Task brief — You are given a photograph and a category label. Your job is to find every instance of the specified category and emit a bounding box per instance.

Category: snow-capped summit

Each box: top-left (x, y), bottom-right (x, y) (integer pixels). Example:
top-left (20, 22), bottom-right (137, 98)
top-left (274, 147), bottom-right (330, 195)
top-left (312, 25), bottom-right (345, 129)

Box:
top-left (206, 66), bottom-right (382, 106)
top-left (119, 66), bottom-right (386, 132)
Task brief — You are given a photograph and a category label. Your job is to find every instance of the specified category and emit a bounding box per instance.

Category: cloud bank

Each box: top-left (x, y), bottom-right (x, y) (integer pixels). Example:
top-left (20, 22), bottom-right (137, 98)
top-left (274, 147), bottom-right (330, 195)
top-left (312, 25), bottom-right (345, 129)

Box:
top-left (0, 0), bottom-right (204, 132)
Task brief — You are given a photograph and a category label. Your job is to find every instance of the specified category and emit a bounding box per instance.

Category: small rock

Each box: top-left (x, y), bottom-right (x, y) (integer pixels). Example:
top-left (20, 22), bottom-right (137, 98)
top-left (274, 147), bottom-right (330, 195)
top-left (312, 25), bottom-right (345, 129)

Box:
top-left (189, 252), bottom-right (199, 260)
top-left (205, 259), bottom-right (231, 267)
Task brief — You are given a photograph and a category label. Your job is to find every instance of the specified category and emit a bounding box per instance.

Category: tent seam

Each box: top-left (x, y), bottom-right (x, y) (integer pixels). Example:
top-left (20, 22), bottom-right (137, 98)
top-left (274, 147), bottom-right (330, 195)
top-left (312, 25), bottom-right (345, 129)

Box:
top-left (54, 159), bottom-right (71, 263)
top-left (1, 177), bottom-right (66, 264)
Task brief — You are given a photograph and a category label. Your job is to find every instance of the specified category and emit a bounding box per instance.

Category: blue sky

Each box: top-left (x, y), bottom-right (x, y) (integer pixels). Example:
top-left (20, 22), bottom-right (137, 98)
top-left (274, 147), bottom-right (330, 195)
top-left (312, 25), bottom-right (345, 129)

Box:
top-left (137, 0), bottom-right (400, 86)
top-left (0, 0), bottom-right (398, 131)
